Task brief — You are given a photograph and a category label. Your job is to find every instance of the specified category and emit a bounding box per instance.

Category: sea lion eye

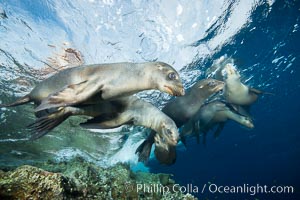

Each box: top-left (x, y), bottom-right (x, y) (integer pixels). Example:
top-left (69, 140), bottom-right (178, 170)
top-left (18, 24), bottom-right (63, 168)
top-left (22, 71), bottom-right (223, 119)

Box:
top-left (166, 129), bottom-right (172, 135)
top-left (168, 72), bottom-right (177, 80)
top-left (207, 81), bottom-right (216, 86)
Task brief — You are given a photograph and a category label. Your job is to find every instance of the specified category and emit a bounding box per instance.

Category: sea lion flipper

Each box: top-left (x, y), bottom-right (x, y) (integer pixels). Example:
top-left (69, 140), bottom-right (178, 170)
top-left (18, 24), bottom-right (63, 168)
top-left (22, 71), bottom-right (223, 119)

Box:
top-left (250, 88), bottom-right (274, 96)
top-left (192, 121), bottom-right (201, 144)
top-left (35, 80), bottom-right (104, 112)
top-left (249, 87), bottom-right (263, 94)
top-left (135, 139), bottom-right (153, 164)
top-left (27, 111), bottom-right (71, 140)
top-left (213, 122), bottom-right (225, 138)
top-left (0, 95), bottom-right (31, 107)
top-left (135, 131), bottom-right (156, 163)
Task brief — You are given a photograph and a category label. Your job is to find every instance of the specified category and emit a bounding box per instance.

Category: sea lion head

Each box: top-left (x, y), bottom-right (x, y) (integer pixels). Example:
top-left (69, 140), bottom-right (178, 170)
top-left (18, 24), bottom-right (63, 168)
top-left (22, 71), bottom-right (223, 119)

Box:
top-left (222, 63), bottom-right (240, 80)
top-left (150, 62), bottom-right (185, 96)
top-left (196, 78), bottom-right (225, 94)
top-left (155, 119), bottom-right (179, 151)
top-left (154, 134), bottom-right (170, 153)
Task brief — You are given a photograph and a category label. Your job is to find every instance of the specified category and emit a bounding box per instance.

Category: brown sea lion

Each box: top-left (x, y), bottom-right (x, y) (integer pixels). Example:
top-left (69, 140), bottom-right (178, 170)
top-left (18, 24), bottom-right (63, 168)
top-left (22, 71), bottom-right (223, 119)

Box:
top-left (1, 62), bottom-right (185, 111)
top-left (180, 100), bottom-right (254, 144)
top-left (222, 63), bottom-right (263, 106)
top-left (155, 100), bottom-right (254, 165)
top-left (135, 79), bottom-right (225, 163)
top-left (206, 56), bottom-right (266, 106)
top-left (28, 96), bottom-right (180, 146)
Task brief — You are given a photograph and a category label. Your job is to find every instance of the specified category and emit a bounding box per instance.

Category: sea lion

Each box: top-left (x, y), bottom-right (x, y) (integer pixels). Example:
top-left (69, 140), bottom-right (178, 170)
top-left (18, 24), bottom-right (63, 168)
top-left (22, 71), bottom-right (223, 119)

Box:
top-left (1, 62), bottom-right (185, 111)
top-left (222, 63), bottom-right (263, 106)
top-left (135, 79), bottom-right (225, 163)
top-left (28, 96), bottom-right (180, 146)
top-left (206, 56), bottom-right (265, 106)
top-left (154, 100), bottom-right (254, 165)
top-left (80, 96), bottom-right (179, 146)
top-left (180, 100), bottom-right (254, 144)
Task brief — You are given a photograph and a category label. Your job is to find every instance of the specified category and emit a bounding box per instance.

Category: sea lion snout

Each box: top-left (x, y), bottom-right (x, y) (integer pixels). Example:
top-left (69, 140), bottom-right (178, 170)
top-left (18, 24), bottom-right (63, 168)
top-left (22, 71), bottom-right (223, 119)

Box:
top-left (209, 80), bottom-right (225, 92)
top-left (163, 84), bottom-right (185, 96)
top-left (154, 134), bottom-right (170, 152)
top-left (163, 73), bottom-right (185, 96)
top-left (222, 63), bottom-right (240, 79)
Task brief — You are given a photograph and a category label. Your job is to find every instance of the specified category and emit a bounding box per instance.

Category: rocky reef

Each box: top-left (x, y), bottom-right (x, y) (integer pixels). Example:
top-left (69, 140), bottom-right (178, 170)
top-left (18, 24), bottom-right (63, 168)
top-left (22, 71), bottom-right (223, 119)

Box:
top-left (0, 157), bottom-right (197, 199)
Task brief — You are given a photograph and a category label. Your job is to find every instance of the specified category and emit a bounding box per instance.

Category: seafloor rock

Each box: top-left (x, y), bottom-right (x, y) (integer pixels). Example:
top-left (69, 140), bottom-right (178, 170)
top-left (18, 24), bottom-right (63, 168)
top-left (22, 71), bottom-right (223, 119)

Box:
top-left (0, 165), bottom-right (68, 199)
top-left (0, 157), bottom-right (197, 200)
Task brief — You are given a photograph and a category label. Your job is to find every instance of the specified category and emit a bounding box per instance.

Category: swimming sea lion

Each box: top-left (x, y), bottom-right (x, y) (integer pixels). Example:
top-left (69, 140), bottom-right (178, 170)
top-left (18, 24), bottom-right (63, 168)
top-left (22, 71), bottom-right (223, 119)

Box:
top-left (156, 97), bottom-right (254, 165)
top-left (180, 100), bottom-right (254, 144)
top-left (1, 62), bottom-right (185, 111)
top-left (222, 63), bottom-right (263, 106)
top-left (155, 100), bottom-right (254, 165)
top-left (29, 96), bottom-right (180, 146)
top-left (80, 96), bottom-right (179, 146)
top-left (135, 79), bottom-right (225, 163)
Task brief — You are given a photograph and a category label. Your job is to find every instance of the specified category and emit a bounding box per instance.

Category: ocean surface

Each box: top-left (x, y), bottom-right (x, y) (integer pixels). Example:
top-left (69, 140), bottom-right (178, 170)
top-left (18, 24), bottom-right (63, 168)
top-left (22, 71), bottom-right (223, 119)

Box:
top-left (0, 0), bottom-right (299, 199)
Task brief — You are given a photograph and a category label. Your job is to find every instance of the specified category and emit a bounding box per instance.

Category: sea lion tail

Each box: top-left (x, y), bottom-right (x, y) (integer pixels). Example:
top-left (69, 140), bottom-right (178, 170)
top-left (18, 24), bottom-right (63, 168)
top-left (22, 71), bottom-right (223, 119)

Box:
top-left (249, 88), bottom-right (274, 96)
top-left (135, 139), bottom-right (153, 163)
top-left (0, 95), bottom-right (31, 107)
top-left (27, 112), bottom-right (70, 140)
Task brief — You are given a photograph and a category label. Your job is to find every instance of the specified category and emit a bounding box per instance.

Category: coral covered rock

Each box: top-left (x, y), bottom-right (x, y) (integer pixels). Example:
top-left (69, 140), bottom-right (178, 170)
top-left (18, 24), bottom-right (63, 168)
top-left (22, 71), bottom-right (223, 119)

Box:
top-left (0, 165), bottom-right (68, 199)
top-left (0, 157), bottom-right (197, 200)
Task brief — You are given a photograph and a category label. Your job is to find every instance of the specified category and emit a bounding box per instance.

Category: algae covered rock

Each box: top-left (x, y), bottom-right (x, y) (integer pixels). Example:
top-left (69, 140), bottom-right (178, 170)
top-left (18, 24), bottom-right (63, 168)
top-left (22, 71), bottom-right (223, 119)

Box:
top-left (0, 165), bottom-right (70, 199)
top-left (0, 157), bottom-right (197, 199)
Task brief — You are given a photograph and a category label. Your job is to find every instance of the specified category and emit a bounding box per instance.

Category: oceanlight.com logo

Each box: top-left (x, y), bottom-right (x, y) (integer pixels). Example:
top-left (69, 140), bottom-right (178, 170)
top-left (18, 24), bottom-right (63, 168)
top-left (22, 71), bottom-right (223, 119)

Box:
top-left (206, 183), bottom-right (294, 196)
top-left (124, 182), bottom-right (295, 196)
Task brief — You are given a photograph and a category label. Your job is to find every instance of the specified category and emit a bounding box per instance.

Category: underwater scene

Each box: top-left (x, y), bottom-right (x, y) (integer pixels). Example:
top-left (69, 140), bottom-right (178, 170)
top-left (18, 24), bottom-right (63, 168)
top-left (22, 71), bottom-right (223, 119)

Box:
top-left (0, 0), bottom-right (299, 199)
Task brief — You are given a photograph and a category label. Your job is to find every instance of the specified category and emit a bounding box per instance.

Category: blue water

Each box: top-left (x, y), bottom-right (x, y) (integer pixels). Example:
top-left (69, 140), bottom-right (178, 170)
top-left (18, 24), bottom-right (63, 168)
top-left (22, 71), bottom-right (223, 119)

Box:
top-left (149, 1), bottom-right (300, 199)
top-left (1, 0), bottom-right (299, 199)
